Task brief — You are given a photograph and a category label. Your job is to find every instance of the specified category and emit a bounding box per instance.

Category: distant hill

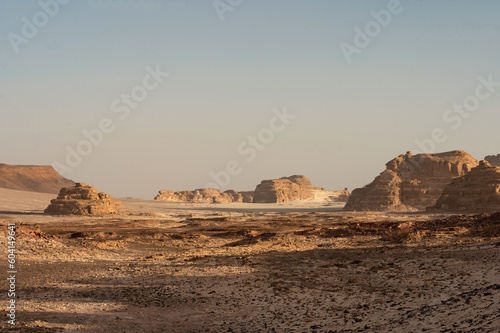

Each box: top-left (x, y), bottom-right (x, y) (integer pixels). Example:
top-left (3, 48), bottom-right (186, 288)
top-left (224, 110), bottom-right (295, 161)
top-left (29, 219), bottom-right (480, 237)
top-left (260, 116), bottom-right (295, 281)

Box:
top-left (485, 154), bottom-right (500, 167)
top-left (0, 163), bottom-right (75, 194)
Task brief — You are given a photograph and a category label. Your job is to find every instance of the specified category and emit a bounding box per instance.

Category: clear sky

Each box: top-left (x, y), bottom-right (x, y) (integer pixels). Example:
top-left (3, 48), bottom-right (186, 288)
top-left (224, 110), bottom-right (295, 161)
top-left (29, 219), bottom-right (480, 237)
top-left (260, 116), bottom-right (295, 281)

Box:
top-left (1, 0), bottom-right (500, 199)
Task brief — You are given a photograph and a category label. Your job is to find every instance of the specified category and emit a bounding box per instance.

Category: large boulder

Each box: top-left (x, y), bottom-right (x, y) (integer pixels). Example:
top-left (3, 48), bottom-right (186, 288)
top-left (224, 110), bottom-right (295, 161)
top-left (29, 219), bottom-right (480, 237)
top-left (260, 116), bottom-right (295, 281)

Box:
top-left (154, 188), bottom-right (254, 203)
top-left (44, 183), bottom-right (123, 215)
top-left (485, 154), bottom-right (500, 167)
top-left (0, 164), bottom-right (75, 194)
top-left (344, 150), bottom-right (478, 211)
top-left (433, 160), bottom-right (500, 213)
top-left (252, 175), bottom-right (314, 203)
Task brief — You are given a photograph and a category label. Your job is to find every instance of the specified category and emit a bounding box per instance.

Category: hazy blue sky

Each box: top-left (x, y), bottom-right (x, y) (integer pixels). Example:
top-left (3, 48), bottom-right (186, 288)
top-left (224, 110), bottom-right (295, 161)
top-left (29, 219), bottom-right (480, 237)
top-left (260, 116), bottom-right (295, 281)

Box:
top-left (1, 0), bottom-right (500, 198)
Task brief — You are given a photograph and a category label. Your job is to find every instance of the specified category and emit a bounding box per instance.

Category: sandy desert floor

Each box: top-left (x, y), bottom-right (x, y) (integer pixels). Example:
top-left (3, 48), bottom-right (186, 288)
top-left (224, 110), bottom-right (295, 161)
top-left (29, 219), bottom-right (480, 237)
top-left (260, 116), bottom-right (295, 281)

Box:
top-left (0, 190), bottom-right (499, 332)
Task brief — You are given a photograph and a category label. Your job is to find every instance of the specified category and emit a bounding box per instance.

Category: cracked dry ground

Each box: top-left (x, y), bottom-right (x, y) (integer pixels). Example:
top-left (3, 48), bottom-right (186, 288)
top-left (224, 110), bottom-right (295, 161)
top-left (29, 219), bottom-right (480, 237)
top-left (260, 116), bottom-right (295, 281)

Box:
top-left (0, 211), bottom-right (499, 332)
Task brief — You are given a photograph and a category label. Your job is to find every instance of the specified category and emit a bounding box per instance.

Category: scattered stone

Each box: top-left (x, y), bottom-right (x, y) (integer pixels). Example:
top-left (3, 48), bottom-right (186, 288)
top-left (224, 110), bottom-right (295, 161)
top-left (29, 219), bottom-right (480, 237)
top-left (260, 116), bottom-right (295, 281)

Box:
top-left (44, 183), bottom-right (123, 215)
top-left (344, 150), bottom-right (478, 211)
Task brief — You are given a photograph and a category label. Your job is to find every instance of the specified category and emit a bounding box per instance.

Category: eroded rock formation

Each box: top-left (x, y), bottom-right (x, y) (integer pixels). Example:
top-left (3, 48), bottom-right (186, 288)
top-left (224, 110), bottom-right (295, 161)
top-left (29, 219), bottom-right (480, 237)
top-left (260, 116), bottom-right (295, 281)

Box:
top-left (0, 163), bottom-right (75, 194)
top-left (344, 150), bottom-right (478, 211)
top-left (154, 188), bottom-right (254, 203)
top-left (322, 188), bottom-right (351, 203)
top-left (433, 160), bottom-right (500, 212)
top-left (485, 154), bottom-right (500, 167)
top-left (44, 183), bottom-right (123, 215)
top-left (252, 175), bottom-right (315, 203)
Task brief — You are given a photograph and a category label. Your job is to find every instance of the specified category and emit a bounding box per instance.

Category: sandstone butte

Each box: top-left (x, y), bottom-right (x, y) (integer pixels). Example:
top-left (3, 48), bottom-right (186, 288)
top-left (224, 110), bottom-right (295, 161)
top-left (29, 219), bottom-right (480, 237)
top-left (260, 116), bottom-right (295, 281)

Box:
top-left (45, 183), bottom-right (123, 216)
top-left (155, 175), bottom-right (329, 204)
top-left (155, 188), bottom-right (254, 203)
top-left (252, 175), bottom-right (317, 203)
top-left (485, 153), bottom-right (500, 167)
top-left (344, 150), bottom-right (479, 211)
top-left (433, 160), bottom-right (500, 213)
top-left (0, 163), bottom-right (75, 194)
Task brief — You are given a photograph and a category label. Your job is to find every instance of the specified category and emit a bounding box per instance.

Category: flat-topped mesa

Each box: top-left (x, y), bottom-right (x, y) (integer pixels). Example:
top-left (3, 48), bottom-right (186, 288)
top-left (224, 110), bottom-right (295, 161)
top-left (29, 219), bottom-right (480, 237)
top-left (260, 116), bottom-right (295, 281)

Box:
top-left (0, 163), bottom-right (75, 194)
top-left (344, 150), bottom-right (479, 211)
top-left (44, 183), bottom-right (123, 215)
top-left (485, 154), bottom-right (500, 167)
top-left (252, 175), bottom-right (314, 203)
top-left (154, 188), bottom-right (254, 203)
top-left (432, 160), bottom-right (500, 213)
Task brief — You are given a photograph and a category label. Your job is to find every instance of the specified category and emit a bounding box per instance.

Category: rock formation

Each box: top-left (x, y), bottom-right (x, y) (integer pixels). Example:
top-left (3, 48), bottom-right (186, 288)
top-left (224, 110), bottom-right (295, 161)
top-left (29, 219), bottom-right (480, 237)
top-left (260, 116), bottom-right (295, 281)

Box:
top-left (155, 188), bottom-right (254, 203)
top-left (344, 150), bottom-right (478, 211)
top-left (322, 188), bottom-right (351, 203)
top-left (252, 175), bottom-right (315, 203)
top-left (433, 160), bottom-right (500, 212)
top-left (0, 164), bottom-right (75, 194)
top-left (239, 191), bottom-right (255, 203)
top-left (45, 183), bottom-right (123, 215)
top-left (222, 190), bottom-right (255, 203)
top-left (485, 154), bottom-right (500, 167)
top-left (303, 188), bottom-right (351, 206)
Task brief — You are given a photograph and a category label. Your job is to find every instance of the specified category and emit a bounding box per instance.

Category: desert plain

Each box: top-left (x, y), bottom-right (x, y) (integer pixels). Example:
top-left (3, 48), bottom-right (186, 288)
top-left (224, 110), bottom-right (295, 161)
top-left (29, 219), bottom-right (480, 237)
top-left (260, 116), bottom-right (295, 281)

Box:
top-left (1, 186), bottom-right (499, 332)
top-left (5, 1), bottom-right (500, 331)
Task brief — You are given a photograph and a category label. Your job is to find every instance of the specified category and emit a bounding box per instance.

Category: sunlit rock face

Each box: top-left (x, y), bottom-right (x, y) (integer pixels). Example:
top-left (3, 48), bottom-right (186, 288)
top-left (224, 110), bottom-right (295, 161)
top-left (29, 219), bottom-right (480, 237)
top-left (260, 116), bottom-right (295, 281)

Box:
top-left (344, 150), bottom-right (478, 211)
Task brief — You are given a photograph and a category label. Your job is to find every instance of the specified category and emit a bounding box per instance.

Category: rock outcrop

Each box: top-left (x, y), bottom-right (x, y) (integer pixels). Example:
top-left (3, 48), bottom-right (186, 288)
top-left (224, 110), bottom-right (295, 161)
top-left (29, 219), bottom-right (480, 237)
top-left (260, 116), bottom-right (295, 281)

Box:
top-left (239, 191), bottom-right (254, 203)
top-left (45, 183), bottom-right (123, 215)
top-left (307, 188), bottom-right (351, 206)
top-left (252, 175), bottom-right (315, 203)
top-left (433, 160), bottom-right (500, 212)
top-left (222, 190), bottom-right (255, 203)
top-left (485, 154), bottom-right (500, 167)
top-left (155, 188), bottom-right (254, 203)
top-left (322, 188), bottom-right (351, 203)
top-left (0, 164), bottom-right (75, 194)
top-left (344, 150), bottom-right (478, 211)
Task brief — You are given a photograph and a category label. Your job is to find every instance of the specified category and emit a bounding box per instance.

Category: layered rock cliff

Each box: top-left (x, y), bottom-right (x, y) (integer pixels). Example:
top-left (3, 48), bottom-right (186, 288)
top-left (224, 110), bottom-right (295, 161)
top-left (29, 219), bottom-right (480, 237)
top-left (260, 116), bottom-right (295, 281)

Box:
top-left (433, 160), bottom-right (500, 213)
top-left (45, 183), bottom-right (123, 215)
top-left (344, 151), bottom-right (478, 211)
top-left (252, 175), bottom-right (315, 203)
